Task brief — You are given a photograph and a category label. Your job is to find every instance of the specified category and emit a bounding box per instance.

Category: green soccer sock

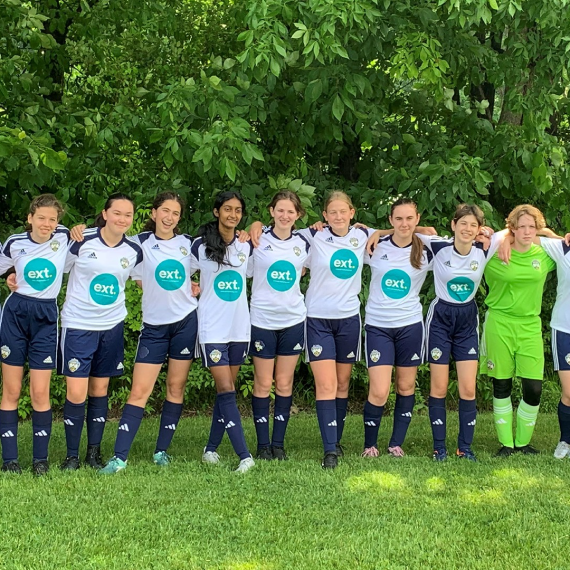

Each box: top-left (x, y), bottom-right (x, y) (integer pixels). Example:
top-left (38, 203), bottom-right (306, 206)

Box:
top-left (493, 397), bottom-right (514, 448)
top-left (515, 399), bottom-right (539, 448)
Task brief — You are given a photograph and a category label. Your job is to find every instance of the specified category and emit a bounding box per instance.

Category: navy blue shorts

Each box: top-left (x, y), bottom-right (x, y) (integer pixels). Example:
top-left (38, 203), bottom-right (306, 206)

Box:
top-left (136, 310), bottom-right (198, 364)
top-left (552, 329), bottom-right (570, 372)
top-left (249, 322), bottom-right (305, 359)
top-left (59, 321), bottom-right (125, 378)
top-left (0, 293), bottom-right (58, 369)
top-left (425, 298), bottom-right (479, 364)
top-left (305, 315), bottom-right (361, 363)
top-left (364, 321), bottom-right (424, 368)
top-left (200, 342), bottom-right (249, 368)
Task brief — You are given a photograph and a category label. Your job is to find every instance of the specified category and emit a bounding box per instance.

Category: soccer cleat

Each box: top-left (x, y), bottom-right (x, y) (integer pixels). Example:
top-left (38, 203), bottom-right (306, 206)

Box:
top-left (99, 456), bottom-right (127, 475)
top-left (361, 446), bottom-right (379, 458)
top-left (514, 444), bottom-right (539, 455)
top-left (432, 449), bottom-right (448, 462)
top-left (235, 456), bottom-right (255, 473)
top-left (387, 446), bottom-right (405, 458)
top-left (202, 448), bottom-right (220, 465)
top-left (456, 448), bottom-right (477, 462)
top-left (32, 460), bottom-right (49, 476)
top-left (322, 452), bottom-right (338, 469)
top-left (85, 445), bottom-right (104, 469)
top-left (335, 443), bottom-right (344, 457)
top-left (256, 446), bottom-right (273, 461)
top-left (153, 451), bottom-right (172, 467)
top-left (495, 446), bottom-right (514, 458)
top-left (60, 456), bottom-right (80, 471)
top-left (1, 460), bottom-right (22, 474)
top-left (271, 446), bottom-right (288, 461)
top-left (553, 441), bottom-right (570, 459)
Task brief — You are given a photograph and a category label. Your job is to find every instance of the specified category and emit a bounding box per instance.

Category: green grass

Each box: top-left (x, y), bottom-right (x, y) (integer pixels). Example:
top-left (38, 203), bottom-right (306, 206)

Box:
top-left (1, 412), bottom-right (570, 570)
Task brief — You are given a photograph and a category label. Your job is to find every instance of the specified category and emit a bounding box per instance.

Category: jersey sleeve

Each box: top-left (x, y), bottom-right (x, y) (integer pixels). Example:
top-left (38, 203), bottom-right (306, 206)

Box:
top-left (296, 227), bottom-right (315, 243)
top-left (540, 237), bottom-right (564, 264)
top-left (64, 240), bottom-right (81, 273)
top-left (0, 242), bottom-right (13, 275)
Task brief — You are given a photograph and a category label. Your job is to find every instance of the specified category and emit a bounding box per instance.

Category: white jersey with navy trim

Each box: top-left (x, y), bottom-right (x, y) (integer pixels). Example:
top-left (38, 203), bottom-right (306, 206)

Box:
top-left (0, 226), bottom-right (70, 299)
top-left (61, 228), bottom-right (143, 331)
top-left (129, 232), bottom-right (197, 326)
top-left (418, 233), bottom-right (502, 304)
top-left (190, 236), bottom-right (253, 343)
top-left (365, 236), bottom-right (433, 328)
top-left (540, 237), bottom-right (570, 334)
top-left (301, 226), bottom-right (372, 319)
top-left (248, 228), bottom-right (310, 330)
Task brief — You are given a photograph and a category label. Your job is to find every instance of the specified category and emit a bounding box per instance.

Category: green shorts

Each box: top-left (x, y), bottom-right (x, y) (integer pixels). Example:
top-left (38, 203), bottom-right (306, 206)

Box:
top-left (479, 310), bottom-right (544, 380)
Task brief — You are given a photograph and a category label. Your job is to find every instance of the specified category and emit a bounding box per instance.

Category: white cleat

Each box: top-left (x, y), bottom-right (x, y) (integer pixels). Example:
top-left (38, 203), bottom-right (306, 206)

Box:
top-left (202, 448), bottom-right (221, 464)
top-left (553, 441), bottom-right (570, 459)
top-left (235, 456), bottom-right (255, 473)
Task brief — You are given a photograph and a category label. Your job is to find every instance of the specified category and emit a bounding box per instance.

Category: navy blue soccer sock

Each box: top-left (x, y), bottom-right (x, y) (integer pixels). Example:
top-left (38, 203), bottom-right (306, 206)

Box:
top-left (63, 399), bottom-right (85, 458)
top-left (155, 400), bottom-right (183, 453)
top-left (86, 395), bottom-right (108, 446)
top-left (252, 395), bottom-right (271, 449)
top-left (335, 397), bottom-right (349, 444)
top-left (0, 409), bottom-right (19, 464)
top-left (316, 399), bottom-right (337, 454)
top-left (457, 398), bottom-right (477, 452)
top-left (32, 408), bottom-right (52, 462)
top-left (363, 400), bottom-right (384, 449)
top-left (558, 400), bottom-right (570, 444)
top-left (271, 394), bottom-right (293, 448)
top-left (429, 396), bottom-right (447, 451)
top-left (114, 404), bottom-right (144, 461)
top-left (389, 394), bottom-right (415, 448)
top-left (218, 391), bottom-right (250, 460)
top-left (205, 396), bottom-right (226, 452)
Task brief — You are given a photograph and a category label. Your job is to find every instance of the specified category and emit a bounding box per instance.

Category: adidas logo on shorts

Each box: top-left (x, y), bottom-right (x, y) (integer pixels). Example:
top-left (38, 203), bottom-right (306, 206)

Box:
top-left (43, 356), bottom-right (53, 364)
top-left (411, 353), bottom-right (420, 361)
top-left (468, 348), bottom-right (476, 355)
top-left (117, 362), bottom-right (124, 370)
top-left (180, 348), bottom-right (190, 355)
top-left (88, 252), bottom-right (97, 259)
top-left (347, 351), bottom-right (355, 358)
top-left (293, 344), bottom-right (302, 350)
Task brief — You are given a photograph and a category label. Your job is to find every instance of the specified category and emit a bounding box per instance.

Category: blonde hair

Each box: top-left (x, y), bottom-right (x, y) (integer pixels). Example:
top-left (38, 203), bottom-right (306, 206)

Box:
top-left (506, 204), bottom-right (546, 231)
top-left (324, 191), bottom-right (354, 211)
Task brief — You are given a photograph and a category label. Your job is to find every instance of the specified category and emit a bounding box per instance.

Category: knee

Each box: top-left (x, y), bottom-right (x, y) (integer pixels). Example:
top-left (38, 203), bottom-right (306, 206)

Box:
top-left (522, 378), bottom-right (542, 407)
top-left (493, 378), bottom-right (512, 400)
top-left (166, 382), bottom-right (186, 402)
top-left (337, 377), bottom-right (350, 394)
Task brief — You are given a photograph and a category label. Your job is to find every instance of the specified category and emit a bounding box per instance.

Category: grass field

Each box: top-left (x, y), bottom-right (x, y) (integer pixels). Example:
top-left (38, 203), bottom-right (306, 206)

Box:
top-left (1, 412), bottom-right (569, 570)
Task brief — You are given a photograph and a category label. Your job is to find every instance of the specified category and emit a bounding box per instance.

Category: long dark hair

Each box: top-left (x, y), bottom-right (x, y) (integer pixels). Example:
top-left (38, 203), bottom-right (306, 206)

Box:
top-left (390, 198), bottom-right (423, 270)
top-left (268, 190), bottom-right (305, 229)
top-left (197, 191), bottom-right (246, 266)
top-left (142, 192), bottom-right (185, 234)
top-left (93, 193), bottom-right (135, 228)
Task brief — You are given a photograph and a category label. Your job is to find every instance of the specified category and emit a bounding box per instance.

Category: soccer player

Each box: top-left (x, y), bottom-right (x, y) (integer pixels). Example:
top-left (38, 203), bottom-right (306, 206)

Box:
top-left (361, 198), bottom-right (432, 458)
top-left (193, 191), bottom-right (255, 473)
top-left (248, 191), bottom-right (309, 460)
top-left (0, 194), bottom-right (69, 475)
top-left (480, 205), bottom-right (556, 456)
top-left (59, 194), bottom-right (143, 471)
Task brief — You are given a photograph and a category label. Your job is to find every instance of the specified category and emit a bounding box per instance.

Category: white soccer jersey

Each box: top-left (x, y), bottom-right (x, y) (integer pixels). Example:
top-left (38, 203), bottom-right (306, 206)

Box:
top-left (0, 226), bottom-right (70, 299)
top-left (61, 228), bottom-right (143, 331)
top-left (130, 232), bottom-right (197, 326)
top-left (300, 226), bottom-right (372, 319)
top-left (248, 228), bottom-right (310, 330)
top-left (418, 233), bottom-right (502, 304)
top-left (365, 236), bottom-right (433, 328)
top-left (540, 237), bottom-right (570, 334)
top-left (190, 236), bottom-right (253, 343)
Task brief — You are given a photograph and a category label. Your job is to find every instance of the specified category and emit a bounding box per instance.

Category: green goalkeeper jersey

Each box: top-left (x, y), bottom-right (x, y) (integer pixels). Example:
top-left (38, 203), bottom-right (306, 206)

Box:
top-left (483, 244), bottom-right (555, 318)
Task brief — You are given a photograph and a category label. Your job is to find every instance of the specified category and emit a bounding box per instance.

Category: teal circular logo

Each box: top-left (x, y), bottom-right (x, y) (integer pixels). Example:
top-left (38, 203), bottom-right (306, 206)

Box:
top-left (214, 270), bottom-right (243, 302)
top-left (267, 260), bottom-right (296, 292)
top-left (381, 269), bottom-right (411, 299)
top-left (89, 274), bottom-right (120, 305)
top-left (24, 258), bottom-right (57, 291)
top-left (329, 250), bottom-right (359, 280)
top-left (447, 277), bottom-right (475, 302)
top-left (155, 260), bottom-right (185, 291)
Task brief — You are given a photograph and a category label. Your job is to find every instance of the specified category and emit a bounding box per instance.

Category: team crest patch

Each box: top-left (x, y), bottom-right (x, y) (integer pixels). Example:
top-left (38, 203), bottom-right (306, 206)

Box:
top-left (470, 260), bottom-right (479, 271)
top-left (532, 259), bottom-right (541, 270)
top-left (350, 238), bottom-right (359, 247)
top-left (431, 348), bottom-right (442, 361)
top-left (1, 345), bottom-right (10, 359)
top-left (293, 246), bottom-right (301, 257)
top-left (311, 345), bottom-right (323, 357)
top-left (237, 252), bottom-right (246, 264)
top-left (179, 246), bottom-right (188, 256)
top-left (209, 349), bottom-right (222, 363)
top-left (565, 354), bottom-right (570, 365)
top-left (254, 341), bottom-right (265, 352)
top-left (370, 350), bottom-right (380, 363)
top-left (487, 359), bottom-right (495, 370)
top-left (68, 358), bottom-right (80, 373)
top-left (120, 257), bottom-right (130, 269)
top-left (50, 240), bottom-right (60, 252)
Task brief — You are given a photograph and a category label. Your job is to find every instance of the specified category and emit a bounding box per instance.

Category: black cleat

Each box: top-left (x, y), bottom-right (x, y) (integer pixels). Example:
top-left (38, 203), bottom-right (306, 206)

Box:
top-left (1, 460), bottom-right (22, 474)
top-left (271, 446), bottom-right (288, 461)
top-left (60, 456), bottom-right (80, 471)
top-left (256, 446), bottom-right (273, 460)
top-left (32, 460), bottom-right (49, 477)
top-left (515, 444), bottom-right (539, 455)
top-left (335, 443), bottom-right (344, 457)
top-left (495, 446), bottom-right (514, 458)
top-left (321, 452), bottom-right (338, 470)
top-left (85, 445), bottom-right (104, 469)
